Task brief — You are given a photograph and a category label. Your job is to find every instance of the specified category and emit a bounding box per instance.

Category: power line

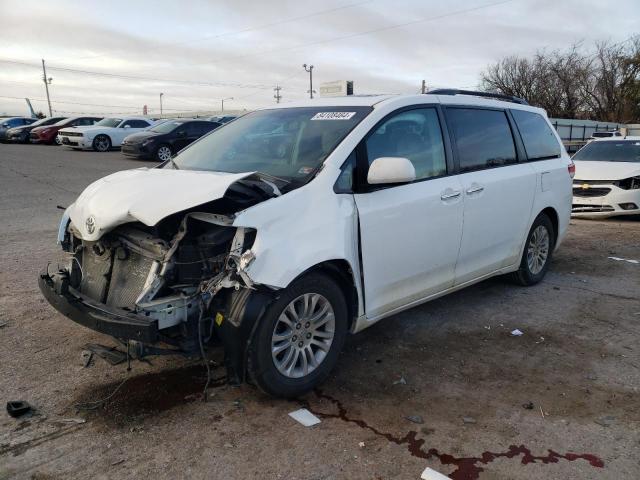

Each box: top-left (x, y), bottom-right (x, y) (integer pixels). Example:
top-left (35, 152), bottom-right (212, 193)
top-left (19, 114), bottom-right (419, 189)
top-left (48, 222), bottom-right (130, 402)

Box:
top-left (72, 0), bottom-right (373, 61)
top-left (179, 0), bottom-right (516, 68)
top-left (0, 58), bottom-right (275, 89)
top-left (0, 0), bottom-right (514, 86)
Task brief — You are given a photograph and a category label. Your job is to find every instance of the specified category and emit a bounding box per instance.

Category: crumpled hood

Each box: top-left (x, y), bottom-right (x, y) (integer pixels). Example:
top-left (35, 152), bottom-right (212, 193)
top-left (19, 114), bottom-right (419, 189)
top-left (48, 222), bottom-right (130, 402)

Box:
top-left (574, 161), bottom-right (640, 181)
top-left (69, 168), bottom-right (255, 241)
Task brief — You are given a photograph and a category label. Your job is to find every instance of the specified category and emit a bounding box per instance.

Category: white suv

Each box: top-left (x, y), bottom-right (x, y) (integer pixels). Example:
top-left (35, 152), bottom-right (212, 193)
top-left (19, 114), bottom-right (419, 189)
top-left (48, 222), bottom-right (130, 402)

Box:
top-left (40, 90), bottom-right (573, 397)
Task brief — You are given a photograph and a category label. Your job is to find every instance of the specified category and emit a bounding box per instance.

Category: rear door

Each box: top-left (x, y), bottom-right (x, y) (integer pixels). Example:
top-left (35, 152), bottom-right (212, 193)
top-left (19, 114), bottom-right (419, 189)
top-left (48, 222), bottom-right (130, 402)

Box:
top-left (445, 107), bottom-right (537, 284)
top-left (354, 106), bottom-right (464, 318)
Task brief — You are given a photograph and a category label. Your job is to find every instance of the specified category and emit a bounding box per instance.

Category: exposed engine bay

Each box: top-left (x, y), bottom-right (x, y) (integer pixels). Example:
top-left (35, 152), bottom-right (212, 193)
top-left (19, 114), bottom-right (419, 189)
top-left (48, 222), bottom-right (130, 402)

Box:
top-left (39, 174), bottom-right (285, 382)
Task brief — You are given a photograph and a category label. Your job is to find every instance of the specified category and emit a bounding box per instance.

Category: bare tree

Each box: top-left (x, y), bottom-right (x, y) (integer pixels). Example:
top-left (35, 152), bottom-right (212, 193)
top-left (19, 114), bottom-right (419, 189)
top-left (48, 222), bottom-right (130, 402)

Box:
top-left (480, 38), bottom-right (640, 122)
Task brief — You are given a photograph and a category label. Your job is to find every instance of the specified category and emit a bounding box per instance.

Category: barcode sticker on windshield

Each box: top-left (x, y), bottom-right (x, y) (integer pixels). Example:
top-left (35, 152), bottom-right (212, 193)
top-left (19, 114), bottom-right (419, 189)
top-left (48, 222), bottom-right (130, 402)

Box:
top-left (311, 112), bottom-right (356, 120)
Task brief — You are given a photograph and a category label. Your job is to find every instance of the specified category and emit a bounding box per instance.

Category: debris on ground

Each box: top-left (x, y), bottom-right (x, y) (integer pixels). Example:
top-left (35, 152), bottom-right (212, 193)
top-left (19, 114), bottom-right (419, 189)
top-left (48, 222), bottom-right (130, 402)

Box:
top-left (594, 415), bottom-right (615, 427)
top-left (539, 406), bottom-right (546, 418)
top-left (358, 441), bottom-right (365, 448)
top-left (111, 459), bottom-right (125, 466)
top-left (535, 336), bottom-right (545, 344)
top-left (522, 401), bottom-right (534, 410)
top-left (462, 416), bottom-right (477, 424)
top-left (510, 329), bottom-right (524, 336)
top-left (608, 256), bottom-right (639, 264)
top-left (84, 343), bottom-right (127, 365)
top-left (421, 466), bottom-right (451, 480)
top-left (6, 401), bottom-right (32, 418)
top-left (223, 443), bottom-right (234, 448)
top-left (393, 376), bottom-right (407, 385)
top-left (288, 408), bottom-right (321, 427)
top-left (58, 418), bottom-right (86, 424)
top-left (405, 415), bottom-right (424, 424)
top-left (0, 321), bottom-right (7, 328)
top-left (81, 350), bottom-right (94, 368)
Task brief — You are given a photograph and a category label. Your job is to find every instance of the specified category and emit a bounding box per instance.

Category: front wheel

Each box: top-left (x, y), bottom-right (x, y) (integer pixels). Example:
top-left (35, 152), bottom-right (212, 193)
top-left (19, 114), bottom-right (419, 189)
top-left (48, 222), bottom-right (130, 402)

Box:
top-left (513, 213), bottom-right (555, 286)
top-left (248, 272), bottom-right (348, 398)
top-left (92, 135), bottom-right (111, 152)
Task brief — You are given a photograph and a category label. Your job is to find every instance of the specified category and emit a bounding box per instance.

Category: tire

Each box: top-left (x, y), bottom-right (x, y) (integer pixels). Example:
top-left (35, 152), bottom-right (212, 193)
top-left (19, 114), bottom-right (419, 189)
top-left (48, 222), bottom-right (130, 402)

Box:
top-left (513, 213), bottom-right (555, 286)
top-left (92, 135), bottom-right (111, 152)
top-left (248, 272), bottom-right (348, 398)
top-left (155, 144), bottom-right (173, 162)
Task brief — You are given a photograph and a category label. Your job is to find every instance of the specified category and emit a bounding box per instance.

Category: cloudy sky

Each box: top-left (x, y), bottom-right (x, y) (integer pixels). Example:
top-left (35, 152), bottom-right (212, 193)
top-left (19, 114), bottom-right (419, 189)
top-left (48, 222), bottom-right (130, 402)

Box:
top-left (0, 0), bottom-right (638, 116)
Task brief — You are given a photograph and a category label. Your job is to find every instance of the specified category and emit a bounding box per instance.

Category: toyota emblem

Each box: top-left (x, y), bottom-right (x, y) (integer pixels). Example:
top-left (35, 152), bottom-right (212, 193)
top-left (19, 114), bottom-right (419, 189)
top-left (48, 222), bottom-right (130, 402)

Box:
top-left (85, 215), bottom-right (96, 234)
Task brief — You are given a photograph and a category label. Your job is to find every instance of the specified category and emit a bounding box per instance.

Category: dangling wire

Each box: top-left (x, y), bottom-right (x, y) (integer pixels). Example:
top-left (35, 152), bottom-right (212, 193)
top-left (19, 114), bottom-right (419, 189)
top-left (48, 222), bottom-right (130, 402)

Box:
top-left (197, 298), bottom-right (211, 402)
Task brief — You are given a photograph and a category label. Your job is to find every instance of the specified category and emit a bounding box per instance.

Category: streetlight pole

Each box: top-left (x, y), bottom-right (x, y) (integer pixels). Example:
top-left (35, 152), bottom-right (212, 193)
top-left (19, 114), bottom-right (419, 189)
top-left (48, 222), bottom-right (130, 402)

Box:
top-left (303, 64), bottom-right (314, 99)
top-left (159, 93), bottom-right (164, 115)
top-left (221, 97), bottom-right (233, 112)
top-left (41, 59), bottom-right (53, 117)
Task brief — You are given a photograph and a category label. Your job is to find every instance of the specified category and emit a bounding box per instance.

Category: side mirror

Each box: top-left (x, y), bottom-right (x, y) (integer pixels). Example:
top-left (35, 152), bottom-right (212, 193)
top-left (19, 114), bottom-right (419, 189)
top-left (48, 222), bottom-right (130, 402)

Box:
top-left (367, 157), bottom-right (416, 185)
top-left (123, 124), bottom-right (131, 128)
top-left (2, 123), bottom-right (9, 128)
top-left (176, 130), bottom-right (187, 137)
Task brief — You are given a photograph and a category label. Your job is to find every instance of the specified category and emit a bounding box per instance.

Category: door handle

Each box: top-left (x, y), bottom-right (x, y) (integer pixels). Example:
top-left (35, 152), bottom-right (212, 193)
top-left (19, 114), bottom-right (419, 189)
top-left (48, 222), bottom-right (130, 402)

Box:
top-left (466, 185), bottom-right (484, 194)
top-left (440, 190), bottom-right (461, 200)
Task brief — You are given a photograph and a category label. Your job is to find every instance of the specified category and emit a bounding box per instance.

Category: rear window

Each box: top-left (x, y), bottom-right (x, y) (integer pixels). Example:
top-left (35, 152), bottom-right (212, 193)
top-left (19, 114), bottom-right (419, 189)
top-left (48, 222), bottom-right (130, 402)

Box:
top-left (573, 141), bottom-right (640, 163)
top-left (447, 108), bottom-right (517, 172)
top-left (511, 110), bottom-right (561, 160)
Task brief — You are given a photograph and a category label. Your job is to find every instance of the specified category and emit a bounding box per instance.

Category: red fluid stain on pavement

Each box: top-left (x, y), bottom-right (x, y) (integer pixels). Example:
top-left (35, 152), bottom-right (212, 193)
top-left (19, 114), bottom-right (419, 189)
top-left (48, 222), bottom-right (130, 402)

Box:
top-left (306, 390), bottom-right (604, 480)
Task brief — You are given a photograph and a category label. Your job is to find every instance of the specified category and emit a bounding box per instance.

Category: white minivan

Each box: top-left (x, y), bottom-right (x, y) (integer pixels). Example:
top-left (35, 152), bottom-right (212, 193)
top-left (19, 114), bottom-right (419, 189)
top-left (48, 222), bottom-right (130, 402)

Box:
top-left (40, 90), bottom-right (573, 397)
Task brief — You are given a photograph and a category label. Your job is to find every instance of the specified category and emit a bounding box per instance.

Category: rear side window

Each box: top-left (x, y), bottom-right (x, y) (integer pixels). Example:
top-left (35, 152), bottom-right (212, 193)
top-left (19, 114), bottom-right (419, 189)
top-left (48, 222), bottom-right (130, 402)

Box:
top-left (365, 107), bottom-right (447, 181)
top-left (447, 108), bottom-right (516, 172)
top-left (511, 110), bottom-right (561, 160)
top-left (122, 120), bottom-right (150, 128)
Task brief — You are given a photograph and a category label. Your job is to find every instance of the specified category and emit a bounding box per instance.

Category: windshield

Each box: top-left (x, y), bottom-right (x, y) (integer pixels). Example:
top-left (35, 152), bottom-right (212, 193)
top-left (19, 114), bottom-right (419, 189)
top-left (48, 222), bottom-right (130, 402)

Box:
top-left (573, 140), bottom-right (640, 163)
top-left (94, 118), bottom-right (122, 127)
top-left (173, 107), bottom-right (371, 180)
top-left (150, 121), bottom-right (184, 134)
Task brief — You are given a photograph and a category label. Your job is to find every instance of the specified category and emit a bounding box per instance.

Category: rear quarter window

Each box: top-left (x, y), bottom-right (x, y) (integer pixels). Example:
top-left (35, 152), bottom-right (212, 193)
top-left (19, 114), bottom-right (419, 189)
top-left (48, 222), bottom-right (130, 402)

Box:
top-left (511, 110), bottom-right (561, 160)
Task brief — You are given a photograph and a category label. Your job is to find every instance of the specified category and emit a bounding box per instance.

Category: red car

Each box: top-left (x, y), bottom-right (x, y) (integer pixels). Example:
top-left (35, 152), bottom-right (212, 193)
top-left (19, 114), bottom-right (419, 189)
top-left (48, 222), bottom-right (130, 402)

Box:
top-left (30, 116), bottom-right (102, 144)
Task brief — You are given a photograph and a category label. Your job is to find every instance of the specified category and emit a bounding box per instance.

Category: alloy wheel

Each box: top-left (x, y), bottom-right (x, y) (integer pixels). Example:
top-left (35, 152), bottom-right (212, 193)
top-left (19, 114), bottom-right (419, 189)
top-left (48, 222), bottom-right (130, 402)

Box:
top-left (157, 146), bottom-right (172, 162)
top-left (271, 293), bottom-right (335, 379)
top-left (527, 225), bottom-right (550, 275)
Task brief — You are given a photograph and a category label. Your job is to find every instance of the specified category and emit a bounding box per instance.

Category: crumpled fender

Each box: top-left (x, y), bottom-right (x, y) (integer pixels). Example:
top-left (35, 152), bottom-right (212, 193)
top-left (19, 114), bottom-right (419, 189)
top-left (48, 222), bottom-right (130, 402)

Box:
top-left (232, 163), bottom-right (363, 313)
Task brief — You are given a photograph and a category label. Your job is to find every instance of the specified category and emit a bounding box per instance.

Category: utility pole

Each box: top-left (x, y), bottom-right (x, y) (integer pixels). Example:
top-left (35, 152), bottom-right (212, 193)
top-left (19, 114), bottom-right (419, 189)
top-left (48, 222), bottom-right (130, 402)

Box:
top-left (303, 64), bottom-right (315, 99)
top-left (221, 97), bottom-right (233, 112)
top-left (273, 85), bottom-right (282, 103)
top-left (159, 93), bottom-right (164, 115)
top-left (41, 59), bottom-right (53, 116)
top-left (421, 79), bottom-right (426, 94)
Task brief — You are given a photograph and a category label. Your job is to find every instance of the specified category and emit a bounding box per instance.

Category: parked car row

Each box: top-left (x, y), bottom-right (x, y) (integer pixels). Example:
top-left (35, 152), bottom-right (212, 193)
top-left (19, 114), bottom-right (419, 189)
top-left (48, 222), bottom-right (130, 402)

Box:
top-left (2, 114), bottom-right (230, 162)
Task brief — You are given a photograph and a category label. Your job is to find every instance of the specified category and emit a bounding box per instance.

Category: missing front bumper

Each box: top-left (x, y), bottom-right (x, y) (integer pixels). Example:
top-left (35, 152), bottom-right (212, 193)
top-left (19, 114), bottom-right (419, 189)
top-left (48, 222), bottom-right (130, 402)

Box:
top-left (39, 268), bottom-right (159, 343)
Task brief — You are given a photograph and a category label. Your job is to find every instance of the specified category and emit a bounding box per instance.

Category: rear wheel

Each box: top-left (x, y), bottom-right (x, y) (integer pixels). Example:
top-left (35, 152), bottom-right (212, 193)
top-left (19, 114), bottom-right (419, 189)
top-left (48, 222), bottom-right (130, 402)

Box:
top-left (92, 135), bottom-right (111, 152)
top-left (248, 272), bottom-right (348, 398)
top-left (155, 144), bottom-right (173, 162)
top-left (513, 213), bottom-right (555, 286)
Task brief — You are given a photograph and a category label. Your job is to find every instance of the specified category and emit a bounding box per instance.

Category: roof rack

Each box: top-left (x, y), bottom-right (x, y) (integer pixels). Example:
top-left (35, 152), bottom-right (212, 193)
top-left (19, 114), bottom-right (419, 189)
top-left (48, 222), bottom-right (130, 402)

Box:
top-left (427, 89), bottom-right (529, 105)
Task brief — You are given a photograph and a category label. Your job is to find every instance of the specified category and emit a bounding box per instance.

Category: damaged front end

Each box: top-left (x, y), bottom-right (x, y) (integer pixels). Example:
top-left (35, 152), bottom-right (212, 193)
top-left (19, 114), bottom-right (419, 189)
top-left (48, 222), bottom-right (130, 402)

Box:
top-left (39, 174), bottom-right (280, 383)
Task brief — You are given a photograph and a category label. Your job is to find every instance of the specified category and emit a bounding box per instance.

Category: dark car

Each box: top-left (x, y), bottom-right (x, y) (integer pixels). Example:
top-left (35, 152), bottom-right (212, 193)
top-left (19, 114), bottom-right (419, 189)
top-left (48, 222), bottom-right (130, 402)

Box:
top-left (121, 119), bottom-right (221, 161)
top-left (207, 115), bottom-right (237, 124)
top-left (6, 116), bottom-right (67, 143)
top-left (30, 116), bottom-right (102, 145)
top-left (0, 117), bottom-right (37, 142)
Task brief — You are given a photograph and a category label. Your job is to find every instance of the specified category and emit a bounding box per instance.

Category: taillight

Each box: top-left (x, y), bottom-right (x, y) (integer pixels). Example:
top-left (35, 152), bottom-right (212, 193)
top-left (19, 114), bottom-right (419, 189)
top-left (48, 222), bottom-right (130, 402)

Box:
top-left (568, 162), bottom-right (576, 178)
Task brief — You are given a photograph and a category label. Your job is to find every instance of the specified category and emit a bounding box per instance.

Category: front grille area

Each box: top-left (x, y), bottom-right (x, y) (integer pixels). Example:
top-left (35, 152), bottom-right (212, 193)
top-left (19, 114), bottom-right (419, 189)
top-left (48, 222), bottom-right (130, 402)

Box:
top-left (62, 131), bottom-right (83, 137)
top-left (572, 204), bottom-right (615, 213)
top-left (78, 244), bottom-right (154, 309)
top-left (573, 187), bottom-right (612, 198)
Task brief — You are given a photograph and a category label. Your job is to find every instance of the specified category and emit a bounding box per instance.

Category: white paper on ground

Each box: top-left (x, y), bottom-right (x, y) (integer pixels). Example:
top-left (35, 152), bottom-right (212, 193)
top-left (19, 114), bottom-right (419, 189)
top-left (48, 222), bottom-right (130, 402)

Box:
top-left (511, 329), bottom-right (524, 336)
top-left (288, 408), bottom-right (321, 427)
top-left (421, 466), bottom-right (451, 479)
top-left (608, 256), bottom-right (639, 264)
